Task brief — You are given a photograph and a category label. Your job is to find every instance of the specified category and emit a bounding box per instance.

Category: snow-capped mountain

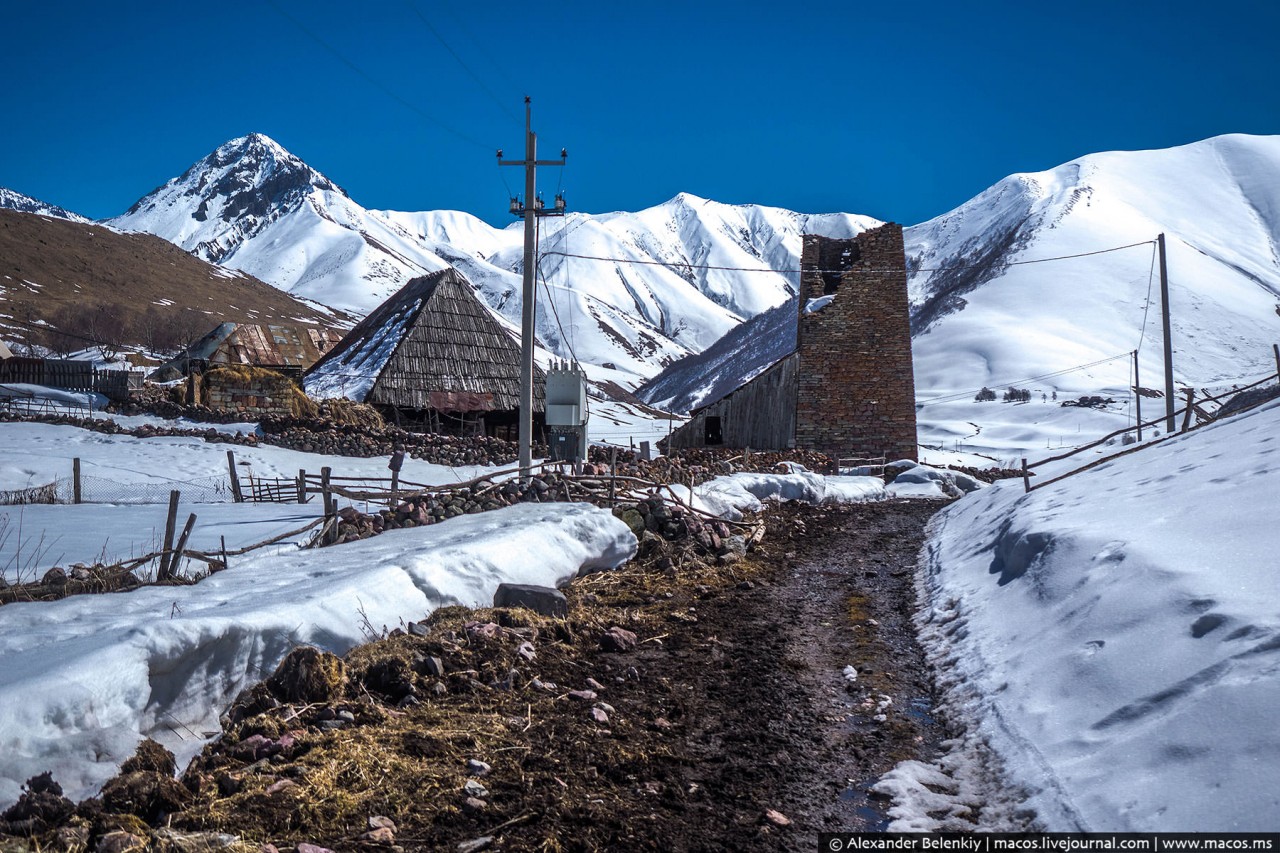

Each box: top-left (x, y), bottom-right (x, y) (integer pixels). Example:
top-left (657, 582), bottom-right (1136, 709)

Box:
top-left (0, 187), bottom-right (89, 223)
top-left (110, 135), bottom-right (878, 383)
top-left (640, 134), bottom-right (1280, 413)
top-left (108, 134), bottom-right (452, 314)
top-left (908, 133), bottom-right (1280, 396)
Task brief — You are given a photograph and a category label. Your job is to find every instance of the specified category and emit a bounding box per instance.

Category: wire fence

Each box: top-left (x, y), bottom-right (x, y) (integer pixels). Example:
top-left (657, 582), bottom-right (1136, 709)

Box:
top-left (53, 474), bottom-right (233, 505)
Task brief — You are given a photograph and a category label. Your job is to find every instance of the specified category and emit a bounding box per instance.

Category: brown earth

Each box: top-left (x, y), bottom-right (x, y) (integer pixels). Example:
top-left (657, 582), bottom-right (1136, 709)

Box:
top-left (0, 208), bottom-right (353, 352)
top-left (1, 498), bottom-right (950, 852)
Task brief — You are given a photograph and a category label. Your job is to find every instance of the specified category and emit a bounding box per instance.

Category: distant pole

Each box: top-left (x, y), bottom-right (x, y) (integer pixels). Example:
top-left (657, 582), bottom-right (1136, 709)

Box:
top-left (1273, 343), bottom-right (1279, 380)
top-left (499, 98), bottom-right (566, 481)
top-left (72, 457), bottom-right (82, 505)
top-left (1133, 350), bottom-right (1142, 441)
top-left (1158, 233), bottom-right (1176, 432)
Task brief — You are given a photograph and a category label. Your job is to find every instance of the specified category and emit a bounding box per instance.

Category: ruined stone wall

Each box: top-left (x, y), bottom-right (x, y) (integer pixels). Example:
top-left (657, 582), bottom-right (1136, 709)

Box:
top-left (795, 224), bottom-right (917, 461)
top-left (204, 371), bottom-right (298, 418)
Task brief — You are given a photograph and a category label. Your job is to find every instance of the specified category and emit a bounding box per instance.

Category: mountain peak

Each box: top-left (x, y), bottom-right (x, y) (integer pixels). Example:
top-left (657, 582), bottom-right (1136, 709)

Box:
top-left (0, 187), bottom-right (90, 223)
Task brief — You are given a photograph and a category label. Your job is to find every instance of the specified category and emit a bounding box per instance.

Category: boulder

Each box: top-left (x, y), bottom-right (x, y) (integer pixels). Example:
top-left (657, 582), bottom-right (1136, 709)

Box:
top-left (493, 583), bottom-right (568, 618)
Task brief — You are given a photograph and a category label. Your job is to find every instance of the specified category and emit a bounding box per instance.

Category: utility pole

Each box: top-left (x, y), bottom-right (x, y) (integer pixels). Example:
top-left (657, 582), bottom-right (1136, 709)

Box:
top-left (1158, 233), bottom-right (1175, 433)
top-left (1133, 350), bottom-right (1142, 441)
top-left (498, 97), bottom-right (566, 479)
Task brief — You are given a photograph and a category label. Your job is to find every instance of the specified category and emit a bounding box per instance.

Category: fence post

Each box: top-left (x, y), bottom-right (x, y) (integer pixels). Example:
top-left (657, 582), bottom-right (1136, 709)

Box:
top-left (219, 535), bottom-right (228, 573)
top-left (1273, 343), bottom-right (1279, 379)
top-left (321, 467), bottom-right (335, 545)
top-left (609, 446), bottom-right (617, 505)
top-left (1021, 458), bottom-right (1031, 493)
top-left (166, 513), bottom-right (197, 582)
top-left (158, 490), bottom-right (180, 579)
top-left (73, 458), bottom-right (82, 504)
top-left (297, 469), bottom-right (307, 504)
top-left (1181, 388), bottom-right (1195, 432)
top-left (227, 450), bottom-right (243, 503)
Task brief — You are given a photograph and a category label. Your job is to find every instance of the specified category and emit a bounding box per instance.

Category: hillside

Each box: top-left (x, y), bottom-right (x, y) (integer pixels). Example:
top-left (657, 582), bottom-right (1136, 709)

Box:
top-left (638, 135), bottom-right (1280, 438)
top-left (0, 209), bottom-right (351, 354)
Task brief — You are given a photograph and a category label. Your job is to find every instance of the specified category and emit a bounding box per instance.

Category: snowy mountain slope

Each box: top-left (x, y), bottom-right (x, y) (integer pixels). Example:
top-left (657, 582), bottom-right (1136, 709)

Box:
top-left (108, 135), bottom-right (452, 315)
top-left (908, 134), bottom-right (1280, 396)
top-left (110, 134), bottom-right (879, 384)
top-left (0, 187), bottom-right (90, 223)
top-left (640, 135), bottom-right (1280, 427)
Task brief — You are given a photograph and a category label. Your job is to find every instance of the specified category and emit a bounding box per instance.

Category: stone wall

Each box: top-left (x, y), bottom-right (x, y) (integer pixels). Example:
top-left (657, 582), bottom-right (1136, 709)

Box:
top-left (795, 224), bottom-right (917, 461)
top-left (204, 371), bottom-right (298, 418)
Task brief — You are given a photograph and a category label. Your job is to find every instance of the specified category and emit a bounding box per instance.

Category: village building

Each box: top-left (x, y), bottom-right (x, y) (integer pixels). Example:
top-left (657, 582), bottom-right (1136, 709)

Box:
top-left (149, 322), bottom-right (342, 382)
top-left (667, 223), bottom-right (918, 462)
top-left (303, 268), bottom-right (545, 439)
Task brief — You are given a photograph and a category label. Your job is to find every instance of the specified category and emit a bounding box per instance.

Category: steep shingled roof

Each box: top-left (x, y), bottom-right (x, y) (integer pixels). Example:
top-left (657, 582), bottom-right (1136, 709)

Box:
top-left (304, 268), bottom-right (544, 412)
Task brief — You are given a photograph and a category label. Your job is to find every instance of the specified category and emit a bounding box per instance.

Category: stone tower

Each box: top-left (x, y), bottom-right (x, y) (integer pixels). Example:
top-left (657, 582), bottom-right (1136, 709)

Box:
top-left (795, 223), bottom-right (917, 461)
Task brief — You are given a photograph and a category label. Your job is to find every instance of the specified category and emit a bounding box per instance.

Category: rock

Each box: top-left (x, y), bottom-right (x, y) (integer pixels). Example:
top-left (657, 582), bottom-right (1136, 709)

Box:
top-left (416, 655), bottom-right (446, 677)
top-left (585, 677), bottom-right (606, 691)
top-left (616, 508), bottom-right (646, 536)
top-left (41, 566), bottom-right (67, 586)
top-left (590, 707), bottom-right (610, 724)
top-left (465, 621), bottom-right (500, 641)
top-left (296, 844), bottom-right (337, 853)
top-left (466, 759), bottom-right (491, 777)
top-left (457, 837), bottom-right (494, 853)
top-left (357, 826), bottom-right (396, 845)
top-left (265, 779), bottom-right (299, 796)
top-left (493, 583), bottom-right (568, 618)
top-left (600, 626), bottom-right (638, 652)
top-left (406, 621), bottom-right (429, 637)
top-left (462, 796), bottom-right (488, 814)
top-left (763, 808), bottom-right (792, 827)
top-left (721, 535), bottom-right (748, 557)
top-left (567, 689), bottom-right (597, 702)
top-left (463, 779), bottom-right (489, 799)
top-left (517, 641), bottom-right (536, 661)
top-left (369, 815), bottom-right (397, 832)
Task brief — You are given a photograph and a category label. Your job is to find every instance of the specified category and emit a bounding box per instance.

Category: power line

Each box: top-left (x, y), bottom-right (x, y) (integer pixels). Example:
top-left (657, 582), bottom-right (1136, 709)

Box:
top-left (265, 0), bottom-right (490, 150)
top-left (541, 239), bottom-right (1157, 277)
top-left (402, 0), bottom-right (520, 123)
top-left (1135, 240), bottom-right (1159, 354)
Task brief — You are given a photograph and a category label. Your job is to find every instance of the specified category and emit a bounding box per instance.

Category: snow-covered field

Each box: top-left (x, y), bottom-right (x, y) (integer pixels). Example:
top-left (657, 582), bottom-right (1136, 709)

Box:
top-left (889, 395), bottom-right (1280, 831)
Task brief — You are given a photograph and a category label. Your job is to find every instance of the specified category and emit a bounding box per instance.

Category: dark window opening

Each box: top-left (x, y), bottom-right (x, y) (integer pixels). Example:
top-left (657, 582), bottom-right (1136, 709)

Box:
top-left (704, 415), bottom-right (723, 446)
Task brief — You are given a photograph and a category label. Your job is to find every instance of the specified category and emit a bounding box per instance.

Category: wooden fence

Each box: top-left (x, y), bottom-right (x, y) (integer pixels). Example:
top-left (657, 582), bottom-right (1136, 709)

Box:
top-left (1021, 367), bottom-right (1280, 492)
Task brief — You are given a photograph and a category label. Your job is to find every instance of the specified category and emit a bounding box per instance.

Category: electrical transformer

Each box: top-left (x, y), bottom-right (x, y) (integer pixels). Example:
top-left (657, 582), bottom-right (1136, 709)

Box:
top-left (545, 359), bottom-right (588, 463)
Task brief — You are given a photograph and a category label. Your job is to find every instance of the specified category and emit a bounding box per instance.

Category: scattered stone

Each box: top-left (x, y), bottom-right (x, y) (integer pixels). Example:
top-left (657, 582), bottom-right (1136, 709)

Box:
top-left (493, 583), bottom-right (568, 618)
top-left (406, 621), bottom-right (429, 637)
top-left (595, 702), bottom-right (616, 714)
top-left (567, 689), bottom-right (597, 702)
top-left (585, 677), bottom-right (606, 691)
top-left (763, 808), bottom-right (792, 827)
top-left (337, 710), bottom-right (356, 724)
top-left (369, 815), bottom-right (397, 832)
top-left (462, 796), bottom-right (488, 814)
top-left (465, 621), bottom-right (501, 641)
top-left (463, 779), bottom-right (489, 799)
top-left (357, 826), bottom-right (396, 845)
top-left (41, 567), bottom-right (67, 586)
top-left (466, 759), bottom-right (491, 777)
top-left (417, 655), bottom-right (446, 677)
top-left (590, 707), bottom-right (610, 725)
top-left (737, 580), bottom-right (756, 591)
top-left (517, 641), bottom-right (537, 661)
top-left (600, 626), bottom-right (638, 652)
top-left (296, 844), bottom-right (336, 853)
top-left (457, 837), bottom-right (494, 853)
top-left (264, 779), bottom-right (298, 796)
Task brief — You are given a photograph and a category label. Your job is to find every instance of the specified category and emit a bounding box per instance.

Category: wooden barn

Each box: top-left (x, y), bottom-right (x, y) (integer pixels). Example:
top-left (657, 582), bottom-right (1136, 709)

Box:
top-left (149, 322), bottom-right (342, 382)
top-left (303, 268), bottom-right (545, 438)
top-left (667, 224), bottom-right (918, 462)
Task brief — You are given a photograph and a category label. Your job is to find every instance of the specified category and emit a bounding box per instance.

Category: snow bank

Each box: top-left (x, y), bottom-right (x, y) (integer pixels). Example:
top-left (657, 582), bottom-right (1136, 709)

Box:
top-left (904, 398), bottom-right (1280, 831)
top-left (0, 502), bottom-right (636, 809)
top-left (678, 471), bottom-right (888, 520)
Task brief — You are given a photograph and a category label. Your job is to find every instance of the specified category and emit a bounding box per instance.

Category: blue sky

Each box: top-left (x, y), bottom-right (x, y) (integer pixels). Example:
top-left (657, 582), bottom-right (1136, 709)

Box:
top-left (3, 0), bottom-right (1277, 226)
